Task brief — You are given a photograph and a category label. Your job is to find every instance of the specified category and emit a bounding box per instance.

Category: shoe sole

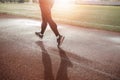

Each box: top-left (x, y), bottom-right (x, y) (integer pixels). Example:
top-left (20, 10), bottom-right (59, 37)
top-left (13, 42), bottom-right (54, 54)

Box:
top-left (58, 36), bottom-right (65, 47)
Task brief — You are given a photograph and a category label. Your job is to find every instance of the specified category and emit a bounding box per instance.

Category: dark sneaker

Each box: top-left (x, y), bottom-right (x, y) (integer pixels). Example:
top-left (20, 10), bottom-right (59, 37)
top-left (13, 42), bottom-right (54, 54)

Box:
top-left (35, 32), bottom-right (43, 39)
top-left (57, 35), bottom-right (65, 47)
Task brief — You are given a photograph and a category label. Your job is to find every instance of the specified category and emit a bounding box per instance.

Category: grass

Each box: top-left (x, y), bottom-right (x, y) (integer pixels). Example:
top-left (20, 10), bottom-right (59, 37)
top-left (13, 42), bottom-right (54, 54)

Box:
top-left (0, 3), bottom-right (120, 32)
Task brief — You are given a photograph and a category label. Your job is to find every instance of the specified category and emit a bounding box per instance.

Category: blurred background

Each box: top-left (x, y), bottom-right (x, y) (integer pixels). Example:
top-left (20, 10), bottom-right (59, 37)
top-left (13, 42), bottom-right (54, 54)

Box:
top-left (0, 0), bottom-right (120, 5)
top-left (0, 0), bottom-right (120, 32)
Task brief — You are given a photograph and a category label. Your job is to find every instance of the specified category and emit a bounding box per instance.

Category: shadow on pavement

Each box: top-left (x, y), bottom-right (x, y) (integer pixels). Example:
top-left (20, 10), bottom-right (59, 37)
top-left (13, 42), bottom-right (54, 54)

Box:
top-left (36, 41), bottom-right (54, 80)
top-left (36, 41), bottom-right (73, 80)
top-left (56, 48), bottom-right (73, 80)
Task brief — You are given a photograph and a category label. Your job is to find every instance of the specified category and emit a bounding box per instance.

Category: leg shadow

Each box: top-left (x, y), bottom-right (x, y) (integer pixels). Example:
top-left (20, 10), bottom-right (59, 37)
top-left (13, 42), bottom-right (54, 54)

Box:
top-left (36, 41), bottom-right (54, 80)
top-left (56, 48), bottom-right (73, 80)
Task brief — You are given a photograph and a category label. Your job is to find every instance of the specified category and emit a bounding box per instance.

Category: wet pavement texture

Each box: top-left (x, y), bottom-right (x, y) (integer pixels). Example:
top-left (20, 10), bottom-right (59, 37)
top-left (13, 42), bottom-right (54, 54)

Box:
top-left (0, 14), bottom-right (120, 80)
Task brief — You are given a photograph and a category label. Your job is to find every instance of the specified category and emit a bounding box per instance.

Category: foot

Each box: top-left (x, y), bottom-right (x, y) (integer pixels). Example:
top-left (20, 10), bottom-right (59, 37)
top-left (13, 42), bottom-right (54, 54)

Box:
top-left (35, 32), bottom-right (43, 39)
top-left (57, 35), bottom-right (65, 47)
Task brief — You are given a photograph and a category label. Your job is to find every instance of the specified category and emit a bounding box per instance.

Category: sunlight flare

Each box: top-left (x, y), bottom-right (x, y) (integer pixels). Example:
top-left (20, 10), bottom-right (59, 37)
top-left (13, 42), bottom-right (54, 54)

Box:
top-left (54, 0), bottom-right (74, 9)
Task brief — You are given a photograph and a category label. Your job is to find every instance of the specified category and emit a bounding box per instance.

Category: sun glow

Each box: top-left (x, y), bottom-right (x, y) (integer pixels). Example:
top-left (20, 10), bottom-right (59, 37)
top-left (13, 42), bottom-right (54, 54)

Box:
top-left (54, 0), bottom-right (74, 9)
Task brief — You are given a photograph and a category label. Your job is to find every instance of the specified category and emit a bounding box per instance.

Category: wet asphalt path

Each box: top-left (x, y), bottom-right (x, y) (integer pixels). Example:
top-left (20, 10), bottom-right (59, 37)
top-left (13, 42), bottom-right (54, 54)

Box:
top-left (0, 14), bottom-right (120, 80)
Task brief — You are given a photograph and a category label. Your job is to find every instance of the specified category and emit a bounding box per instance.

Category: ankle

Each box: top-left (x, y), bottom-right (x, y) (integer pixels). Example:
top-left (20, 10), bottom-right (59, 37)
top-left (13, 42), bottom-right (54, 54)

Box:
top-left (40, 32), bottom-right (43, 36)
top-left (56, 35), bottom-right (61, 39)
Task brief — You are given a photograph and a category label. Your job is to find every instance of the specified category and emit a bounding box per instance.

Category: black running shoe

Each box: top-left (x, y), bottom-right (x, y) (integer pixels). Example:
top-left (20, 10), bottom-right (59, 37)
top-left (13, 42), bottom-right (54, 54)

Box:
top-left (35, 32), bottom-right (43, 39)
top-left (57, 35), bottom-right (65, 47)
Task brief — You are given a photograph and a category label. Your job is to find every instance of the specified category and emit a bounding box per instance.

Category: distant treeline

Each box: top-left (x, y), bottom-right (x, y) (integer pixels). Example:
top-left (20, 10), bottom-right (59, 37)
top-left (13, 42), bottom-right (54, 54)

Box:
top-left (0, 0), bottom-right (30, 3)
top-left (75, 1), bottom-right (120, 6)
